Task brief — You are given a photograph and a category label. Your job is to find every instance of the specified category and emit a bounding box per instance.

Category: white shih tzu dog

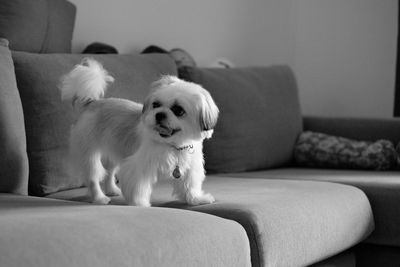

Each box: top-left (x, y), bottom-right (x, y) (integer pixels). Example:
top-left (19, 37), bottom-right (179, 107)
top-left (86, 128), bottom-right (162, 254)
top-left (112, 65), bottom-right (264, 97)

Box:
top-left (60, 58), bottom-right (219, 207)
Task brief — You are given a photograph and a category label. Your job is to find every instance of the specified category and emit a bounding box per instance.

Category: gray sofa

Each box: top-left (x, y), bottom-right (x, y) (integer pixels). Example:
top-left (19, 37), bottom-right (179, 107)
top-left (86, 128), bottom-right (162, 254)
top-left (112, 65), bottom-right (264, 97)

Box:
top-left (0, 1), bottom-right (398, 266)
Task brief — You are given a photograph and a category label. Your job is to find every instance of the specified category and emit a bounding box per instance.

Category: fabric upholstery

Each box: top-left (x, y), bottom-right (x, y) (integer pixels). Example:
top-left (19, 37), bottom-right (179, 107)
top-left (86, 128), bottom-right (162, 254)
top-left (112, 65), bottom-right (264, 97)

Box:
top-left (0, 193), bottom-right (250, 267)
top-left (303, 116), bottom-right (400, 145)
top-left (216, 168), bottom-right (400, 247)
top-left (180, 66), bottom-right (303, 173)
top-left (0, 39), bottom-right (28, 195)
top-left (0, 0), bottom-right (76, 53)
top-left (48, 177), bottom-right (374, 267)
top-left (41, 0), bottom-right (76, 53)
top-left (12, 52), bottom-right (177, 196)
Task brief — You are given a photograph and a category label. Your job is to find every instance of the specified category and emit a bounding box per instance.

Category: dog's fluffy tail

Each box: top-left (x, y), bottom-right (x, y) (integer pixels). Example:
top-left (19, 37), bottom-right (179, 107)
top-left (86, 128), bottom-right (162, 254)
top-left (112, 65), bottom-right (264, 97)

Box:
top-left (60, 58), bottom-right (114, 108)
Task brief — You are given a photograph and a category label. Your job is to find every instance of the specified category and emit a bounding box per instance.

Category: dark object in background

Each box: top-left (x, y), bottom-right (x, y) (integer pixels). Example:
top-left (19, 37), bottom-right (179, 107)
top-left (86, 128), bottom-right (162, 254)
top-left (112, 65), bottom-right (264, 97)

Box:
top-left (82, 42), bottom-right (118, 54)
top-left (141, 45), bottom-right (168, 54)
top-left (169, 48), bottom-right (196, 68)
top-left (142, 45), bottom-right (197, 69)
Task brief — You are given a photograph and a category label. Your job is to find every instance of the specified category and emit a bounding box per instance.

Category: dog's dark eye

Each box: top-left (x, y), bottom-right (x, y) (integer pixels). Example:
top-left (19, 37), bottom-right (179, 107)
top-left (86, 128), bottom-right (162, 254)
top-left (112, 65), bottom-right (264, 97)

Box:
top-left (152, 101), bottom-right (161, 108)
top-left (171, 104), bottom-right (185, 117)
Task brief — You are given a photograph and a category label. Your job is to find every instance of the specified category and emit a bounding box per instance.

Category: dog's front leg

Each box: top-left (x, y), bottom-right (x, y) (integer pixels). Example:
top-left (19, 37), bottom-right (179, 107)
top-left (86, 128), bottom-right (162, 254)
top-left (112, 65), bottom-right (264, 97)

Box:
top-left (127, 176), bottom-right (154, 207)
top-left (88, 180), bottom-right (110, 205)
top-left (104, 166), bottom-right (122, 197)
top-left (119, 160), bottom-right (156, 207)
top-left (173, 167), bottom-right (215, 206)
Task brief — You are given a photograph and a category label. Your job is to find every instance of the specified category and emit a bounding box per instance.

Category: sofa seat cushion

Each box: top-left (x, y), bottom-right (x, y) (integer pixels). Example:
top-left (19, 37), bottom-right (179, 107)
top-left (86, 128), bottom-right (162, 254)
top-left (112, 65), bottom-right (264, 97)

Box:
top-left (216, 168), bottom-right (400, 248)
top-left (48, 177), bottom-right (373, 267)
top-left (0, 193), bottom-right (250, 267)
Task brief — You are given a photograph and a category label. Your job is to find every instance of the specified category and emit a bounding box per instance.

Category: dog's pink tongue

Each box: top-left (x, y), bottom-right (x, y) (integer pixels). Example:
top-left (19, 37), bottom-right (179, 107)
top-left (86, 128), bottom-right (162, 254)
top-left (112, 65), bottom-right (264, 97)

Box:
top-left (155, 125), bottom-right (172, 136)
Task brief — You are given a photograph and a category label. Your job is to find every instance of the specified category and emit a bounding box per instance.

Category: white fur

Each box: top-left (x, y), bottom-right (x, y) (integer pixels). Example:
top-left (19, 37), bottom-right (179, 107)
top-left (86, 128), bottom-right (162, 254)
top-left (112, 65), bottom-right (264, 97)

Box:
top-left (60, 58), bottom-right (114, 105)
top-left (60, 58), bottom-right (219, 206)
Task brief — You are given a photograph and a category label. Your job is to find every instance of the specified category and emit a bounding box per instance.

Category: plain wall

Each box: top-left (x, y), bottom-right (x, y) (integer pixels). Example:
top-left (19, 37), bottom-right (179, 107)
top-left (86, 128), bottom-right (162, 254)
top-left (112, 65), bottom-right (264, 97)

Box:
top-left (69, 0), bottom-right (296, 67)
top-left (69, 0), bottom-right (397, 118)
top-left (294, 0), bottom-right (397, 118)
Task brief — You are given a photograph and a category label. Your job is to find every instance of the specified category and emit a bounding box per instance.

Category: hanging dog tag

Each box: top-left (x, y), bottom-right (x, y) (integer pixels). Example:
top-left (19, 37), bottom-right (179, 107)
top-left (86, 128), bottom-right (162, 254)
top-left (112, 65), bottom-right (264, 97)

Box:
top-left (173, 166), bottom-right (181, 179)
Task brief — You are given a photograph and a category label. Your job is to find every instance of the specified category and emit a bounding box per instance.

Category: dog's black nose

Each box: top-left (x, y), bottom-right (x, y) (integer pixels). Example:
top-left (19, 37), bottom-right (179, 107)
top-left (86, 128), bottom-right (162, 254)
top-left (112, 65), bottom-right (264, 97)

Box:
top-left (155, 112), bottom-right (167, 123)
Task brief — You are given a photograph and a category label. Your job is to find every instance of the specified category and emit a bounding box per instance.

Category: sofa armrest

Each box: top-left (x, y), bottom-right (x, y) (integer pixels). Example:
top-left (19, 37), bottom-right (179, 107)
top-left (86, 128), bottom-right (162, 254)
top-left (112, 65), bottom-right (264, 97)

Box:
top-left (303, 116), bottom-right (400, 144)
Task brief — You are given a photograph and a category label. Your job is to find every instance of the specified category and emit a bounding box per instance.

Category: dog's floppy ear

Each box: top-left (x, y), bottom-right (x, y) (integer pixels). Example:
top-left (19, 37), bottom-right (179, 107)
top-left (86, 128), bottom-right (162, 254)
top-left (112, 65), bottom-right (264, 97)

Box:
top-left (199, 88), bottom-right (219, 138)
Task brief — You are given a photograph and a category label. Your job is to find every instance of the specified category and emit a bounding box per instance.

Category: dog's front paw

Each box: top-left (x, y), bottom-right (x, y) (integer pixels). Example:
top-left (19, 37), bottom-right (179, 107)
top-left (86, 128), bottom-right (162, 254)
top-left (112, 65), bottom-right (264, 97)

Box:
top-left (105, 183), bottom-right (122, 197)
top-left (125, 197), bottom-right (151, 207)
top-left (136, 201), bottom-right (151, 207)
top-left (128, 200), bottom-right (151, 207)
top-left (92, 195), bottom-right (111, 205)
top-left (187, 193), bottom-right (215, 206)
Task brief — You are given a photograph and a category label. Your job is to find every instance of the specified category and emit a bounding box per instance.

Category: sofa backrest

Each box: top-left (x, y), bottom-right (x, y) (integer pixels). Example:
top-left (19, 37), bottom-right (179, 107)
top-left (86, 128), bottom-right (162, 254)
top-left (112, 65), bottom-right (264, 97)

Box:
top-left (180, 66), bottom-right (303, 174)
top-left (0, 0), bottom-right (76, 53)
top-left (0, 0), bottom-right (75, 195)
top-left (12, 52), bottom-right (177, 196)
top-left (0, 39), bottom-right (28, 195)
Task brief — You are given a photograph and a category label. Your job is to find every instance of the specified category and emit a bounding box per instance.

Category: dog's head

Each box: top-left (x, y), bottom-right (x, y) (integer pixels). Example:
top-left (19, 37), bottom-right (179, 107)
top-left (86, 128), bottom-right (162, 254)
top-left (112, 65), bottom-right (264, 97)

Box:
top-left (142, 76), bottom-right (219, 144)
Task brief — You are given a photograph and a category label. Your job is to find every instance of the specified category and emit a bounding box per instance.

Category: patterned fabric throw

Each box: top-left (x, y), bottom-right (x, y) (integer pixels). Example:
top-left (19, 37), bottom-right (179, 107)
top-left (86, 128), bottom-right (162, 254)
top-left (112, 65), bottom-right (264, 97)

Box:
top-left (294, 131), bottom-right (399, 170)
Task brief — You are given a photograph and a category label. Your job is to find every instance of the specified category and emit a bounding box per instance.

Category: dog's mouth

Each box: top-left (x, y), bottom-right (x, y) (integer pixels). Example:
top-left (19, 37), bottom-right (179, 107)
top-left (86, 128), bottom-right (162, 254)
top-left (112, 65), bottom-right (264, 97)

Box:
top-left (154, 124), bottom-right (181, 138)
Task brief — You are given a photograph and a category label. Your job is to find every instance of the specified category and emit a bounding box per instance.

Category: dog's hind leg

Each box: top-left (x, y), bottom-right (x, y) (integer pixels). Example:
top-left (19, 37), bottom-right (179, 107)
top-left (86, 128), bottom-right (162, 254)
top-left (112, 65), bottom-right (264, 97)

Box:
top-left (71, 143), bottom-right (109, 204)
top-left (70, 117), bottom-right (110, 204)
top-left (85, 151), bottom-right (110, 204)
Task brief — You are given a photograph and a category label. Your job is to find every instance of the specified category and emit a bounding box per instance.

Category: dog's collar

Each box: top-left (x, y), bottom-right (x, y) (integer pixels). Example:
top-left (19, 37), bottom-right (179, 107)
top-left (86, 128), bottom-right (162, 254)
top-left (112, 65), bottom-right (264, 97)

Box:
top-left (172, 144), bottom-right (194, 153)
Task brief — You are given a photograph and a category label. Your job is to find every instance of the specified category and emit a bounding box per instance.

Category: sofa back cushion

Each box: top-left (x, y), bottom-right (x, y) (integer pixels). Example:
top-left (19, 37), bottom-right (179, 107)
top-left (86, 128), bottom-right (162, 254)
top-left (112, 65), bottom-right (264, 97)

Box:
top-left (180, 66), bottom-right (303, 173)
top-left (0, 0), bottom-right (76, 53)
top-left (0, 39), bottom-right (29, 194)
top-left (12, 52), bottom-right (177, 196)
